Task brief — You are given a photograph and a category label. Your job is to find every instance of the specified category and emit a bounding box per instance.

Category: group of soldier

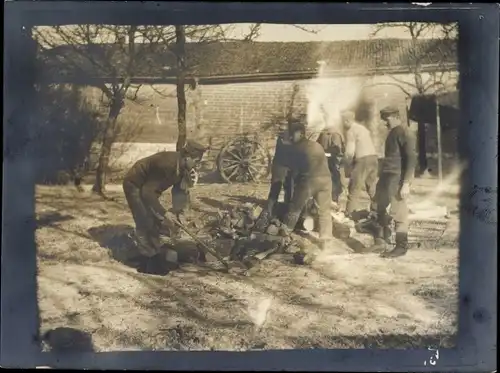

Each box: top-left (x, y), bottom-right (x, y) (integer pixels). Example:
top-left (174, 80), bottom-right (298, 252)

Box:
top-left (121, 104), bottom-right (416, 267)
top-left (260, 105), bottom-right (417, 258)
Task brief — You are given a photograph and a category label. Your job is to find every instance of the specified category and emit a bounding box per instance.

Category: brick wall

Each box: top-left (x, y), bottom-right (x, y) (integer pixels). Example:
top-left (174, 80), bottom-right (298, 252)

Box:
top-left (82, 70), bottom-right (459, 168)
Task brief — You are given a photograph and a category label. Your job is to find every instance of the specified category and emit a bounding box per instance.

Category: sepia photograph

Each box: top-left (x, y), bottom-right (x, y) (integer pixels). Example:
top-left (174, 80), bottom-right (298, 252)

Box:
top-left (26, 20), bottom-right (468, 354)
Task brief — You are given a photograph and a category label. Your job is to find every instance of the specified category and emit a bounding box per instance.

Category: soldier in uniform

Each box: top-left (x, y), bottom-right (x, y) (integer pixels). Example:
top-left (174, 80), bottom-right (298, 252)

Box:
top-left (255, 121), bottom-right (307, 232)
top-left (342, 109), bottom-right (379, 219)
top-left (368, 106), bottom-right (417, 258)
top-left (316, 123), bottom-right (345, 210)
top-left (275, 121), bottom-right (295, 206)
top-left (279, 119), bottom-right (334, 249)
top-left (122, 140), bottom-right (207, 259)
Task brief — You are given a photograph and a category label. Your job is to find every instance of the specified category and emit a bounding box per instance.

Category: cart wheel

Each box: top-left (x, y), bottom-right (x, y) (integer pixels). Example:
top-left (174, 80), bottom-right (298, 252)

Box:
top-left (217, 137), bottom-right (271, 183)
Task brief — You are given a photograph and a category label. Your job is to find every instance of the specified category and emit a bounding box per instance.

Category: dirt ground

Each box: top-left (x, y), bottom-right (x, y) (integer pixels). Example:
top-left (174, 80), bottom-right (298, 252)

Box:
top-left (36, 179), bottom-right (460, 352)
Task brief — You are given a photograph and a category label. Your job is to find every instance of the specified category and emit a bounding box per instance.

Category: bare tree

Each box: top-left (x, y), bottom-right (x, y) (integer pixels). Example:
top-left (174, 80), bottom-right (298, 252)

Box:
top-left (33, 22), bottom-right (279, 192)
top-left (175, 25), bottom-right (188, 151)
top-left (34, 25), bottom-right (176, 194)
top-left (371, 22), bottom-right (458, 176)
top-left (162, 24), bottom-right (263, 151)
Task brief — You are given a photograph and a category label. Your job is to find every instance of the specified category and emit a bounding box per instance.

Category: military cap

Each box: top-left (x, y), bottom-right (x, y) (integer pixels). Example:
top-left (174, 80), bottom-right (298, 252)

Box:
top-left (380, 105), bottom-right (400, 119)
top-left (182, 139), bottom-right (208, 156)
top-left (288, 119), bottom-right (307, 135)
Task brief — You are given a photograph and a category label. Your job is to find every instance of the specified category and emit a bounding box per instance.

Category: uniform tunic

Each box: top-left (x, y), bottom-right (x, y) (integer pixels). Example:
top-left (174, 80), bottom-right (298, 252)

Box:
top-left (316, 128), bottom-right (345, 202)
top-left (379, 125), bottom-right (417, 183)
top-left (123, 151), bottom-right (189, 235)
top-left (344, 122), bottom-right (379, 214)
top-left (281, 138), bottom-right (333, 239)
top-left (372, 125), bottom-right (417, 234)
top-left (262, 130), bottom-right (311, 230)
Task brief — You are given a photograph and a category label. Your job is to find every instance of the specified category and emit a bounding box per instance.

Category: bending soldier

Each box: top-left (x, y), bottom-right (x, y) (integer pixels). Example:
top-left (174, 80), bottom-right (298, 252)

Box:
top-left (280, 119), bottom-right (334, 249)
top-left (368, 106), bottom-right (417, 258)
top-left (342, 109), bottom-right (379, 219)
top-left (122, 140), bottom-right (207, 258)
top-left (316, 124), bottom-right (345, 209)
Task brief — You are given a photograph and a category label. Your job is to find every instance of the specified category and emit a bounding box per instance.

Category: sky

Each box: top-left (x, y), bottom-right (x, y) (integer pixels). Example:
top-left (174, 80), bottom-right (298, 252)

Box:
top-left (36, 22), bottom-right (454, 47)
top-left (226, 23), bottom-right (450, 42)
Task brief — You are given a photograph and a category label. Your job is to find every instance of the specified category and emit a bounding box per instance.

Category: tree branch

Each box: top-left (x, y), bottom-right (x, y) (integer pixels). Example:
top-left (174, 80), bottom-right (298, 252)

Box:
top-left (387, 74), bottom-right (420, 89)
top-left (290, 24), bottom-right (325, 34)
top-left (243, 23), bottom-right (262, 41)
top-left (363, 82), bottom-right (412, 98)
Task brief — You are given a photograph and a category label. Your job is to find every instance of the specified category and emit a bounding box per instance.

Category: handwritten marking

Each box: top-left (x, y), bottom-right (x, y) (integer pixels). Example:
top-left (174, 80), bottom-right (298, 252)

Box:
top-left (424, 347), bottom-right (440, 366)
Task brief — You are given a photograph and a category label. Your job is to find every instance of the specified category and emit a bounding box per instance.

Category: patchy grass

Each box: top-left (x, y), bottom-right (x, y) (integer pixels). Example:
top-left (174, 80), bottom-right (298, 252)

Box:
top-left (36, 180), bottom-right (459, 352)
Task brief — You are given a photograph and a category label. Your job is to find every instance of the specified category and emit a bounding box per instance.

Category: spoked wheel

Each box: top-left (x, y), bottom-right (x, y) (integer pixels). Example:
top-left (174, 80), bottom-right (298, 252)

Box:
top-left (217, 137), bottom-right (271, 183)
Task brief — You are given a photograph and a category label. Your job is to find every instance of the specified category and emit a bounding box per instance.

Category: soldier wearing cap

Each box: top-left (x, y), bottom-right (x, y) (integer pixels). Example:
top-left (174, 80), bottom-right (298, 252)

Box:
top-left (279, 118), bottom-right (334, 249)
top-left (122, 139), bottom-right (207, 259)
top-left (368, 106), bottom-right (417, 258)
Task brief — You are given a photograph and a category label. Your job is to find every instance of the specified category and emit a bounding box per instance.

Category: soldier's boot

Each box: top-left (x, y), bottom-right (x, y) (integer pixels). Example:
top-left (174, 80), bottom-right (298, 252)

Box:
top-left (361, 225), bottom-right (389, 254)
top-left (294, 216), bottom-right (308, 232)
top-left (140, 235), bottom-right (179, 275)
top-left (149, 234), bottom-right (180, 264)
top-left (380, 232), bottom-right (409, 258)
top-left (134, 230), bottom-right (158, 258)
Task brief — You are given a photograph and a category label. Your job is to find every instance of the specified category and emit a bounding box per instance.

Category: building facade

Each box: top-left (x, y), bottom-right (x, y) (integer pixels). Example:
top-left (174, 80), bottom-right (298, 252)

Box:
top-left (42, 39), bottom-right (459, 171)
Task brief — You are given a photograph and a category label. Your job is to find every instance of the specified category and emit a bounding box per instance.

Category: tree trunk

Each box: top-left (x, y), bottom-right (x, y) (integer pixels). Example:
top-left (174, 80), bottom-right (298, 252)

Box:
top-left (175, 25), bottom-right (187, 152)
top-left (92, 98), bottom-right (123, 194)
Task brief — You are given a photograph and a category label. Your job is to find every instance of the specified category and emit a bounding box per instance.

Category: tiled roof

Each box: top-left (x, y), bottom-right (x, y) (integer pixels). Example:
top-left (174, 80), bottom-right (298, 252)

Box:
top-left (40, 38), bottom-right (457, 79)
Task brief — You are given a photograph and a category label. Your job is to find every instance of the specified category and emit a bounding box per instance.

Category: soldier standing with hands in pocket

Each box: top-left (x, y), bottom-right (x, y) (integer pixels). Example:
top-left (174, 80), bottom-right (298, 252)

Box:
top-left (367, 106), bottom-right (417, 258)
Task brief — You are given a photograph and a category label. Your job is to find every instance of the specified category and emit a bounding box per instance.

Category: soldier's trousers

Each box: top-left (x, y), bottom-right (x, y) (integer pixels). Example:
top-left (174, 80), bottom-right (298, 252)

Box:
top-left (283, 176), bottom-right (333, 239)
top-left (327, 159), bottom-right (343, 203)
top-left (284, 172), bottom-right (294, 205)
top-left (346, 155), bottom-right (378, 214)
top-left (122, 180), bottom-right (160, 237)
top-left (370, 172), bottom-right (409, 235)
top-left (282, 172), bottom-right (309, 228)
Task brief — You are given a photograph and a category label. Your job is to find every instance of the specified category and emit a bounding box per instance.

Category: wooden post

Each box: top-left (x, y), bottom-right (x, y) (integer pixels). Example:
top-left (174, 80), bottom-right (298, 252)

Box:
top-left (435, 98), bottom-right (443, 184)
top-left (239, 105), bottom-right (244, 134)
top-left (175, 25), bottom-right (187, 151)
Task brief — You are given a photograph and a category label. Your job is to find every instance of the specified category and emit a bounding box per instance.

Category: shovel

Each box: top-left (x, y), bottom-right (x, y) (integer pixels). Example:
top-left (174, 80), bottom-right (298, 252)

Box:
top-left (170, 218), bottom-right (230, 271)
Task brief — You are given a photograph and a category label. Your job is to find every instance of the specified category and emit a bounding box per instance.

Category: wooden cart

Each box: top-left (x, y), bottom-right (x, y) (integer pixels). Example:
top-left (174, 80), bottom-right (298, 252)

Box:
top-left (215, 133), bottom-right (272, 184)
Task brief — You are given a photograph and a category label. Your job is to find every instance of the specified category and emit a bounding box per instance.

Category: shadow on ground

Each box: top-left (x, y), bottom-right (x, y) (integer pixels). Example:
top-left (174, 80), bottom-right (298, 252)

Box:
top-left (86, 224), bottom-right (233, 276)
top-left (36, 212), bottom-right (75, 228)
top-left (86, 224), bottom-right (174, 275)
top-left (197, 170), bottom-right (226, 184)
top-left (42, 327), bottom-right (95, 353)
top-left (87, 224), bottom-right (140, 264)
top-left (228, 194), bottom-right (267, 207)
